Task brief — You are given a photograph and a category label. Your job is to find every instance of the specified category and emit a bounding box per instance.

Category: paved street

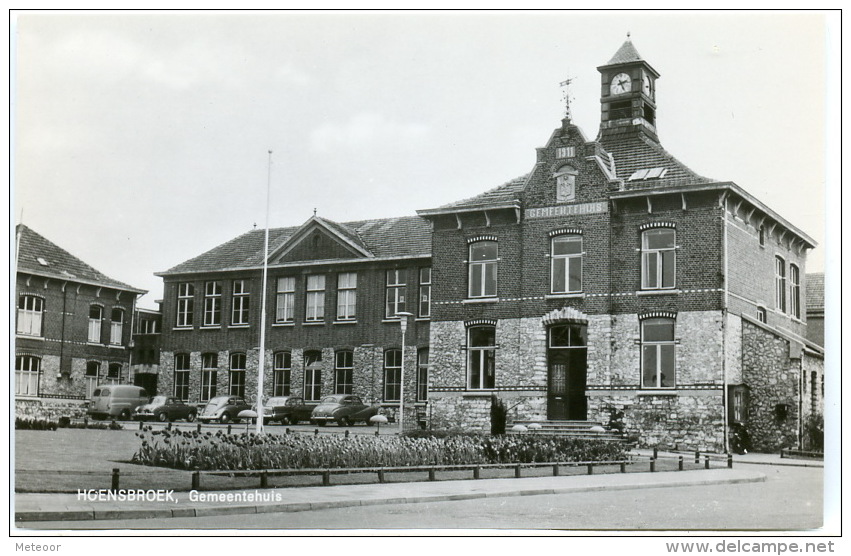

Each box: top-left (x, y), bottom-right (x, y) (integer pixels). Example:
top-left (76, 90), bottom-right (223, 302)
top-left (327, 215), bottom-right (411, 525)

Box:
top-left (18, 463), bottom-right (821, 531)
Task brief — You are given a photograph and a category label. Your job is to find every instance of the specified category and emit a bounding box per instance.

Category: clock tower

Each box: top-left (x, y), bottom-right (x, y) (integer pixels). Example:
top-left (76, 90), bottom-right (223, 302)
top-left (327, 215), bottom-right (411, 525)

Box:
top-left (597, 36), bottom-right (661, 142)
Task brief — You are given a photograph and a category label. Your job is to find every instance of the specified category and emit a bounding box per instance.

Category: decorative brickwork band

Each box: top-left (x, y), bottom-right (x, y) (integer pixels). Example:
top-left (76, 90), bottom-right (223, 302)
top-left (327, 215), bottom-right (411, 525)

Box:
top-left (541, 306), bottom-right (588, 325)
top-left (548, 228), bottom-right (583, 237)
top-left (466, 235), bottom-right (499, 244)
top-left (639, 221), bottom-right (677, 231)
top-left (638, 311), bottom-right (677, 320)
top-left (464, 318), bottom-right (498, 328)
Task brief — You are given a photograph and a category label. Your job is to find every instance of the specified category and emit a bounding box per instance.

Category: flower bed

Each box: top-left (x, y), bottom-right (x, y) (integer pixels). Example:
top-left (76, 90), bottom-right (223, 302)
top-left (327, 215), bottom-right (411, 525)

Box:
top-left (131, 427), bottom-right (627, 471)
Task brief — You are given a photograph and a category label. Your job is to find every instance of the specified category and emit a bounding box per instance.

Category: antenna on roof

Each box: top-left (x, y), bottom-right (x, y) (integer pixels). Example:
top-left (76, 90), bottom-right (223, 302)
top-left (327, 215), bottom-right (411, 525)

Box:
top-left (313, 208), bottom-right (317, 217)
top-left (560, 72), bottom-right (576, 122)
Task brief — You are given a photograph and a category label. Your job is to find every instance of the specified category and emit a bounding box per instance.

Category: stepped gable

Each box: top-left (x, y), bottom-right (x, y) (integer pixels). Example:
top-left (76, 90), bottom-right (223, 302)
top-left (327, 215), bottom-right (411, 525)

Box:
top-left (601, 133), bottom-right (716, 190)
top-left (16, 224), bottom-right (145, 293)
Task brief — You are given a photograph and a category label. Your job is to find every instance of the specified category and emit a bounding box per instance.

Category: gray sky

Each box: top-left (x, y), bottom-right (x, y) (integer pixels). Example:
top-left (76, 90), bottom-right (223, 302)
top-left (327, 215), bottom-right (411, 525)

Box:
top-left (12, 11), bottom-right (834, 307)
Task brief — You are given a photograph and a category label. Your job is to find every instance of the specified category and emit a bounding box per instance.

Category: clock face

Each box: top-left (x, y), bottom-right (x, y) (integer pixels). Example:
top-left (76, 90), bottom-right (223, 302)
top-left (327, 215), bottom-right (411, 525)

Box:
top-left (610, 72), bottom-right (632, 95)
top-left (642, 74), bottom-right (653, 97)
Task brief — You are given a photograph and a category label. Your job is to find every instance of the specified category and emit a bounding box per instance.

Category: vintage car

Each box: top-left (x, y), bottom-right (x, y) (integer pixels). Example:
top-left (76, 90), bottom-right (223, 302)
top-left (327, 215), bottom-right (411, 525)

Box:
top-left (133, 396), bottom-right (197, 422)
top-left (197, 396), bottom-right (252, 424)
top-left (310, 394), bottom-right (381, 426)
top-left (256, 396), bottom-right (315, 425)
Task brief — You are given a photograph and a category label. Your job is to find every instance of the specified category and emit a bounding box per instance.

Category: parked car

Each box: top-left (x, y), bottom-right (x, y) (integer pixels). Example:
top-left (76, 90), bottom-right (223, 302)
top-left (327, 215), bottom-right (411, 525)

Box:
top-left (87, 385), bottom-right (149, 420)
top-left (256, 396), bottom-right (315, 425)
top-left (310, 394), bottom-right (381, 426)
top-left (197, 396), bottom-right (252, 424)
top-left (134, 396), bottom-right (197, 422)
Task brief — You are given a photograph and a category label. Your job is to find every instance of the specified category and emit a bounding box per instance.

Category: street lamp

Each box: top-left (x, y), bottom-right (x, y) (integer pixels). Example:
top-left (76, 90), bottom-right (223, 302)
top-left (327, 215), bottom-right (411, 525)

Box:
top-left (396, 312), bottom-right (414, 434)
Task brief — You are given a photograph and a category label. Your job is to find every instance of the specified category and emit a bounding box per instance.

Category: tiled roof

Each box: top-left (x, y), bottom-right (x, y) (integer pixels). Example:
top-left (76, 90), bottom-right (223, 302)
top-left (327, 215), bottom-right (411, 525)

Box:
top-left (806, 272), bottom-right (824, 311)
top-left (161, 215), bottom-right (432, 275)
top-left (16, 224), bottom-right (145, 293)
top-left (605, 39), bottom-right (644, 66)
top-left (429, 175), bottom-right (528, 211)
top-left (600, 133), bottom-right (715, 189)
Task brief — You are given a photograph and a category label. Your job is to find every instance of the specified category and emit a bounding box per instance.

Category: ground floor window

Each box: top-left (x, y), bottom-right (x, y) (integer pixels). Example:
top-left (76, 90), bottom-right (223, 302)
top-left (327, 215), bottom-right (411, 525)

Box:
top-left (229, 353), bottom-right (246, 397)
top-left (15, 355), bottom-right (40, 396)
top-left (384, 349), bottom-right (402, 402)
top-left (335, 350), bottom-right (354, 394)
top-left (106, 363), bottom-right (121, 385)
top-left (273, 351), bottom-right (291, 396)
top-left (641, 317), bottom-right (676, 388)
top-left (468, 326), bottom-right (496, 390)
top-left (304, 351), bottom-right (322, 401)
top-left (85, 361), bottom-right (100, 398)
top-left (174, 369), bottom-right (190, 401)
top-left (417, 348), bottom-right (429, 402)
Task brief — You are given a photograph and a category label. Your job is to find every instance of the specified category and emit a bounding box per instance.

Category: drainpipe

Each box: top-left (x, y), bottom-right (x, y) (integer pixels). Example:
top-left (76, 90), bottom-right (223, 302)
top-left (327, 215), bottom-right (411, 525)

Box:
top-left (797, 355), bottom-right (804, 449)
top-left (721, 195), bottom-right (730, 453)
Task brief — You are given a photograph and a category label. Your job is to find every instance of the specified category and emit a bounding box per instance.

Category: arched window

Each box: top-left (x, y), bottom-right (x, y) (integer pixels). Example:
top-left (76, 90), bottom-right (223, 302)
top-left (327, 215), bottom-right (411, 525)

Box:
top-left (15, 355), bottom-right (40, 396)
top-left (17, 295), bottom-right (44, 337)
top-left (273, 352), bottom-right (292, 396)
top-left (641, 228), bottom-right (676, 289)
top-left (468, 241), bottom-right (498, 298)
top-left (383, 349), bottom-right (402, 402)
top-left (335, 350), bottom-right (354, 394)
top-left (468, 326), bottom-right (496, 390)
top-left (88, 305), bottom-right (103, 343)
top-left (641, 318), bottom-right (676, 388)
top-left (775, 256), bottom-right (786, 312)
top-left (790, 264), bottom-right (801, 319)
top-left (110, 308), bottom-right (125, 345)
top-left (551, 235), bottom-right (583, 293)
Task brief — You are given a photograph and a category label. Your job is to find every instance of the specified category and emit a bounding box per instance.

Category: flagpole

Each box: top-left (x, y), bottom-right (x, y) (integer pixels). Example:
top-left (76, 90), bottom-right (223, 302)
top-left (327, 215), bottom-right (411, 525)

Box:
top-left (256, 150), bottom-right (273, 434)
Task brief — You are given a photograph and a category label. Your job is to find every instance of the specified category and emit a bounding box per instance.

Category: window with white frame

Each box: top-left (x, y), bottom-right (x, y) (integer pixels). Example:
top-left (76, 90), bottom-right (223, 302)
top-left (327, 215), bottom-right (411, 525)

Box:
top-left (641, 228), bottom-right (676, 289)
top-left (139, 317), bottom-right (158, 334)
top-left (757, 307), bottom-right (767, 324)
top-left (273, 351), bottom-right (291, 396)
top-left (775, 256), bottom-right (786, 312)
top-left (419, 268), bottom-right (432, 318)
top-left (468, 241), bottom-right (498, 298)
top-left (336, 272), bottom-right (357, 321)
top-left (383, 349), bottom-right (402, 402)
top-left (176, 283), bottom-right (194, 327)
top-left (304, 351), bottom-right (322, 401)
top-left (275, 277), bottom-right (295, 323)
top-left (385, 269), bottom-right (407, 318)
top-left (174, 354), bottom-right (190, 400)
top-left (88, 306), bottom-right (103, 343)
top-left (15, 355), bottom-right (40, 396)
top-left (17, 295), bottom-right (44, 336)
top-left (106, 363), bottom-right (121, 384)
top-left (231, 280), bottom-right (250, 325)
top-left (641, 318), bottom-right (676, 388)
top-left (200, 353), bottom-right (217, 401)
top-left (790, 264), bottom-right (801, 319)
top-left (335, 350), bottom-right (354, 394)
top-left (468, 326), bottom-right (496, 389)
top-left (85, 361), bottom-right (100, 398)
top-left (204, 281), bottom-right (222, 326)
top-left (229, 353), bottom-right (246, 397)
top-left (305, 275), bottom-right (325, 322)
top-left (551, 235), bottom-right (583, 293)
top-left (109, 308), bottom-right (124, 345)
top-left (417, 348), bottom-right (429, 402)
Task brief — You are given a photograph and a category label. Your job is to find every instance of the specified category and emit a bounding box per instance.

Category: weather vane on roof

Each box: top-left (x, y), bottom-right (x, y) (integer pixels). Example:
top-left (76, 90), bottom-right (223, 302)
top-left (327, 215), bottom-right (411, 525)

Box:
top-left (313, 208), bottom-right (317, 217)
top-left (560, 71), bottom-right (576, 122)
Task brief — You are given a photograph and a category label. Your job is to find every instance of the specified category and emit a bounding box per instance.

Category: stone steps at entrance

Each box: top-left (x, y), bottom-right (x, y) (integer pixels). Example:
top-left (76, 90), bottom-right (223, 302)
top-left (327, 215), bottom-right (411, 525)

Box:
top-left (509, 420), bottom-right (627, 442)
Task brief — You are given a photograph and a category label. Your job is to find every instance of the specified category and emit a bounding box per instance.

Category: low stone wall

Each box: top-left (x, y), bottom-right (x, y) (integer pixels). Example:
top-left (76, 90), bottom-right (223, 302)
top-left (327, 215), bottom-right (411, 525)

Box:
top-left (15, 397), bottom-right (89, 421)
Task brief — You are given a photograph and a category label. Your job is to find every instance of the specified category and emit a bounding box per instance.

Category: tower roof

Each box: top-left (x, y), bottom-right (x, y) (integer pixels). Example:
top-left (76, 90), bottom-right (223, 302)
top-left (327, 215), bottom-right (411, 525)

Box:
top-left (605, 38), bottom-right (644, 66)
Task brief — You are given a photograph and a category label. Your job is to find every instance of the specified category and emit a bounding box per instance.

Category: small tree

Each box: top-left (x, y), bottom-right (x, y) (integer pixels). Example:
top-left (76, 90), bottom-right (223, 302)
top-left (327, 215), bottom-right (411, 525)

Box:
top-left (490, 394), bottom-right (507, 435)
top-left (803, 413), bottom-right (824, 452)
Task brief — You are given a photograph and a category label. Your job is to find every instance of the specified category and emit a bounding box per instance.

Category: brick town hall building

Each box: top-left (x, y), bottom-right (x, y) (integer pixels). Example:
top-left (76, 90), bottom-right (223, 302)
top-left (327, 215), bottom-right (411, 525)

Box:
top-left (153, 39), bottom-right (824, 452)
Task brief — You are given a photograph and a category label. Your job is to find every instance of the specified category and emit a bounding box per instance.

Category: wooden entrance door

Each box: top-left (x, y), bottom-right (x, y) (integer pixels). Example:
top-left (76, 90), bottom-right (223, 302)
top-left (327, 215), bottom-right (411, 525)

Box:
top-left (547, 324), bottom-right (588, 420)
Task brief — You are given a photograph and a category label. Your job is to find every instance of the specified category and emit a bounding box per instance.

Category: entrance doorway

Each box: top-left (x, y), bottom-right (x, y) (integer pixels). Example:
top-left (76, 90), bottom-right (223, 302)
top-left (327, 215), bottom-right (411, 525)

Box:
top-left (547, 323), bottom-right (587, 420)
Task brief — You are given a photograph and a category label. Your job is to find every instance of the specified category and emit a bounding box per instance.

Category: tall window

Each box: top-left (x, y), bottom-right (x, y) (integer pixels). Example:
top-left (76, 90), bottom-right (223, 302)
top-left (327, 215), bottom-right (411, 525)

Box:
top-left (790, 264), bottom-right (801, 319)
top-left (336, 273), bottom-right (357, 321)
top-left (176, 283), bottom-right (194, 327)
top-left (106, 363), bottom-right (121, 384)
top-left (88, 306), bottom-right (103, 343)
top-left (305, 275), bottom-right (325, 322)
top-left (275, 277), bottom-right (295, 323)
top-left (304, 351), bottom-right (322, 401)
top-left (231, 280), bottom-right (250, 325)
top-left (335, 350), bottom-right (354, 394)
top-left (17, 295), bottom-right (43, 336)
top-left (85, 361), bottom-right (100, 398)
top-left (200, 353), bottom-right (217, 401)
top-left (641, 318), bottom-right (676, 388)
top-left (641, 228), bottom-right (676, 289)
top-left (15, 355), bottom-right (40, 396)
top-left (417, 348), bottom-right (429, 402)
top-left (273, 351), bottom-right (291, 396)
top-left (174, 354), bottom-right (190, 400)
top-left (385, 269), bottom-right (407, 318)
top-left (109, 308), bottom-right (124, 345)
top-left (204, 281), bottom-right (222, 326)
top-left (468, 241), bottom-right (498, 298)
top-left (468, 326), bottom-right (496, 389)
top-left (551, 235), bottom-right (583, 293)
top-left (775, 256), bottom-right (786, 312)
top-left (418, 268), bottom-right (432, 318)
top-left (383, 349), bottom-right (402, 402)
top-left (229, 353), bottom-right (246, 397)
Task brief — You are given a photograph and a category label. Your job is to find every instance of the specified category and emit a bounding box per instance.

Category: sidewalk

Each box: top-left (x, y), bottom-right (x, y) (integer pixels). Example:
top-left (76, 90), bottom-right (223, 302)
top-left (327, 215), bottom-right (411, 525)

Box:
top-left (631, 449), bottom-right (825, 468)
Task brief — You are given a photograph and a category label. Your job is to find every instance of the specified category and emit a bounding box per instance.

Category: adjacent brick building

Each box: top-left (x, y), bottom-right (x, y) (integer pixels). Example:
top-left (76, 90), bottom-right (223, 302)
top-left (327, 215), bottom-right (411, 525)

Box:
top-left (154, 38), bottom-right (823, 451)
top-left (14, 225), bottom-right (147, 419)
